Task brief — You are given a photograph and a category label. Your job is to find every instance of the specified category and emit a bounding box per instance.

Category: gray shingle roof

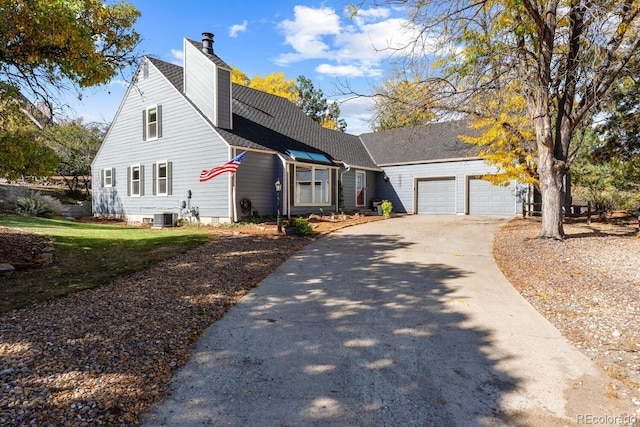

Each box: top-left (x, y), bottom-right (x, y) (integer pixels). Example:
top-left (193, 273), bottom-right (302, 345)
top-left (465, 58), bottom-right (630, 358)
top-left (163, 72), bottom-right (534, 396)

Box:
top-left (218, 85), bottom-right (379, 169)
top-left (148, 57), bottom-right (183, 91)
top-left (148, 56), bottom-right (379, 169)
top-left (359, 120), bottom-right (481, 165)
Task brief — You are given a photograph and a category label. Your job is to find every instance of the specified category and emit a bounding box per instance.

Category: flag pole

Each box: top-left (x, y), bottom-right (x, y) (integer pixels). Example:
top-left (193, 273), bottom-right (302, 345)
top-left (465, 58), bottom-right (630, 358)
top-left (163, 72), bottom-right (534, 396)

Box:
top-left (232, 150), bottom-right (238, 222)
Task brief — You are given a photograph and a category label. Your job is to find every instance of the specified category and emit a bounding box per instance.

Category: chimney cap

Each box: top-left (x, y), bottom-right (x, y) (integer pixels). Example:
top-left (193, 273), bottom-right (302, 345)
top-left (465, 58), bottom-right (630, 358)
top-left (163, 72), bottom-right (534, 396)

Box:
top-left (201, 32), bottom-right (214, 54)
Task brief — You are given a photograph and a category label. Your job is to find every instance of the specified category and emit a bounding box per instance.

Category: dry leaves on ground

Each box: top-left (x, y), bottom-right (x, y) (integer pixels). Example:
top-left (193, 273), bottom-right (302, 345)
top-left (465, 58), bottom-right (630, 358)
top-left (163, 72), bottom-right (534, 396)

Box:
top-left (0, 227), bottom-right (54, 269)
top-left (2, 213), bottom-right (638, 425)
top-left (0, 214), bottom-right (382, 426)
top-left (493, 215), bottom-right (640, 415)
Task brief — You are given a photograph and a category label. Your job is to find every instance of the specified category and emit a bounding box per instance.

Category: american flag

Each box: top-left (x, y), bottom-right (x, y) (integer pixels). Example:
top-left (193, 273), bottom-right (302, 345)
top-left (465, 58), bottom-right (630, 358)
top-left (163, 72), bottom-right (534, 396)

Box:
top-left (199, 151), bottom-right (247, 182)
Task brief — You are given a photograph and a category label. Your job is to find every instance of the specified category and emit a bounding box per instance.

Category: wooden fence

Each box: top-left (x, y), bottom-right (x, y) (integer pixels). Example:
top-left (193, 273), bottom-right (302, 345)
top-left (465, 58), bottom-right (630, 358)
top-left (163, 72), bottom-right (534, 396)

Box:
top-left (522, 201), bottom-right (598, 223)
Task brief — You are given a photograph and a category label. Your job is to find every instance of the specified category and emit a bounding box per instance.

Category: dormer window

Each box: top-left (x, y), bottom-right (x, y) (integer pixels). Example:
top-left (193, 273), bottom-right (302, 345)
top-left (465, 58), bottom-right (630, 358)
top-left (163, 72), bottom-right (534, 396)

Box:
top-left (142, 105), bottom-right (162, 141)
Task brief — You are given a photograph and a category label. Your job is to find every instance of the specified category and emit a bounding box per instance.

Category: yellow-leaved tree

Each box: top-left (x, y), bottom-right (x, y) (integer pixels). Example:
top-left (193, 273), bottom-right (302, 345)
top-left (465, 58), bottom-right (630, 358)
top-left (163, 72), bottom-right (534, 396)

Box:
top-left (459, 83), bottom-right (538, 188)
top-left (249, 72), bottom-right (299, 103)
top-left (232, 68), bottom-right (347, 131)
top-left (371, 71), bottom-right (437, 131)
top-left (0, 89), bottom-right (59, 179)
top-left (231, 67), bottom-right (250, 86)
top-left (0, 0), bottom-right (140, 180)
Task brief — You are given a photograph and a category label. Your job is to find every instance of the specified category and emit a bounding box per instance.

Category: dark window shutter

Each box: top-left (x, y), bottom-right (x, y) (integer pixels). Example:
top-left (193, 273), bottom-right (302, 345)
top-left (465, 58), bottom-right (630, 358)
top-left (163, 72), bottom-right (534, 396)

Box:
top-left (142, 109), bottom-right (147, 141)
top-left (127, 167), bottom-right (131, 196)
top-left (140, 165), bottom-right (145, 196)
top-left (101, 169), bottom-right (105, 187)
top-left (157, 105), bottom-right (162, 138)
top-left (112, 168), bottom-right (116, 186)
top-left (152, 163), bottom-right (157, 195)
top-left (167, 161), bottom-right (173, 195)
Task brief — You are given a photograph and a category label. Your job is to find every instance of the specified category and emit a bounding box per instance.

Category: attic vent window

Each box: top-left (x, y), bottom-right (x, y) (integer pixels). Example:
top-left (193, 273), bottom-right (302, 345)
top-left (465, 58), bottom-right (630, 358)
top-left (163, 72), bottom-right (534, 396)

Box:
top-left (287, 149), bottom-right (333, 164)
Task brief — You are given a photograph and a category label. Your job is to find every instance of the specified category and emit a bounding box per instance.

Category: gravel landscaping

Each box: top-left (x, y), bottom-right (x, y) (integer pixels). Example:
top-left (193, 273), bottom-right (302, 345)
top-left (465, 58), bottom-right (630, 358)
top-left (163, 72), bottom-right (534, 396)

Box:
top-left (1, 213), bottom-right (639, 425)
top-left (494, 215), bottom-right (640, 417)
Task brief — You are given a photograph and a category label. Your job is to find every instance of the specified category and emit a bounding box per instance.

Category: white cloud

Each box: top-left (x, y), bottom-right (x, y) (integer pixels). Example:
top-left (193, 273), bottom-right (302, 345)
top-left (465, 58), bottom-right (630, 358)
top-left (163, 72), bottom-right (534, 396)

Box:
top-left (353, 7), bottom-right (391, 21)
top-left (275, 6), bottom-right (341, 65)
top-left (315, 63), bottom-right (382, 78)
top-left (338, 17), bottom-right (417, 61)
top-left (274, 6), bottom-right (426, 79)
top-left (170, 49), bottom-right (184, 65)
top-left (337, 96), bottom-right (376, 135)
top-left (229, 20), bottom-right (248, 38)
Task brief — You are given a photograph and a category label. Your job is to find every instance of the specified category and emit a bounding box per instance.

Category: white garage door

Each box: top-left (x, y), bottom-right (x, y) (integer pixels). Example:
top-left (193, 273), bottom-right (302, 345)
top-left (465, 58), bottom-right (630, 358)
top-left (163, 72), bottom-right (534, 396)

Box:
top-left (468, 178), bottom-right (516, 215)
top-left (417, 178), bottom-right (456, 214)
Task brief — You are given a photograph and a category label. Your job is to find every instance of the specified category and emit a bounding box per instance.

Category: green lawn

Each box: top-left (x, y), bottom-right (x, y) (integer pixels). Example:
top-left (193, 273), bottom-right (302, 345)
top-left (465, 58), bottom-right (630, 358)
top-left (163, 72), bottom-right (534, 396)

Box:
top-left (0, 216), bottom-right (212, 313)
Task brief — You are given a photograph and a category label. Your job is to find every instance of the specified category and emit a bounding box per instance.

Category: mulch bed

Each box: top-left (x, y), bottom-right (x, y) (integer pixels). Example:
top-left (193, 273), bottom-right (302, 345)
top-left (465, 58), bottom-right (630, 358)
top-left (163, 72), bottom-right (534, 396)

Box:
top-left (0, 226), bottom-right (54, 269)
top-left (0, 214), bottom-right (383, 426)
top-left (2, 213), bottom-right (638, 424)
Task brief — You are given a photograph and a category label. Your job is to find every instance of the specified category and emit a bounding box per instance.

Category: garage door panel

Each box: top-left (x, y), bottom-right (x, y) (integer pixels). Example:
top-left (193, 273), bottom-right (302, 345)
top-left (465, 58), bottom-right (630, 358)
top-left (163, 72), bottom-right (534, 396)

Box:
top-left (468, 178), bottom-right (515, 215)
top-left (417, 178), bottom-right (455, 214)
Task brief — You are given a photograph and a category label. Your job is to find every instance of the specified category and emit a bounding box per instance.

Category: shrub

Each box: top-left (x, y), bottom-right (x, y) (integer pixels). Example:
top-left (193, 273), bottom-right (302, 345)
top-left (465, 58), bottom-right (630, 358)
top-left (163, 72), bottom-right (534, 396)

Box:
top-left (292, 217), bottom-right (313, 236)
top-left (573, 185), bottom-right (640, 214)
top-left (13, 189), bottom-right (62, 218)
top-left (381, 200), bottom-right (393, 218)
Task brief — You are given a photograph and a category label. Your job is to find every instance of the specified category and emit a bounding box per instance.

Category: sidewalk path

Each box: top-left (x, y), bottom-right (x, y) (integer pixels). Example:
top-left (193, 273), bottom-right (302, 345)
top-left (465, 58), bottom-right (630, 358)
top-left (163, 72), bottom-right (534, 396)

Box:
top-left (141, 216), bottom-right (623, 426)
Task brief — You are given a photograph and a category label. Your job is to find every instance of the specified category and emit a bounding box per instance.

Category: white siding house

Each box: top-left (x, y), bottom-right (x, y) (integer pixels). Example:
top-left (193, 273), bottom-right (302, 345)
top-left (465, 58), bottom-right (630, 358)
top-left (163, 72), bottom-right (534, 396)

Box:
top-left (92, 33), bottom-right (518, 226)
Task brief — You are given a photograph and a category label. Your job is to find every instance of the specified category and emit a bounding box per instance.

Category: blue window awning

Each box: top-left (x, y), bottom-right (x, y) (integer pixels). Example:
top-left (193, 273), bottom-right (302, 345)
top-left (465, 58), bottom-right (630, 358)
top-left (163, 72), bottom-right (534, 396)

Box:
top-left (287, 149), bottom-right (334, 164)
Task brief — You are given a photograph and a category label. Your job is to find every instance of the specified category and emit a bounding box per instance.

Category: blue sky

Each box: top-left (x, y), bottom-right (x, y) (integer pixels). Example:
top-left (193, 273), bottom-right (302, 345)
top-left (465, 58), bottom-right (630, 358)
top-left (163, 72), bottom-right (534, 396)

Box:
top-left (65, 1), bottom-right (421, 134)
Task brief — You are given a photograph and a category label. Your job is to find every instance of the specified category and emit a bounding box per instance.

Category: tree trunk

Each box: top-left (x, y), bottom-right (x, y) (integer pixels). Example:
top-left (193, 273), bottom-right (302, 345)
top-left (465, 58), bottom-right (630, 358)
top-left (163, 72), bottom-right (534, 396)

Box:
top-left (537, 146), bottom-right (565, 240)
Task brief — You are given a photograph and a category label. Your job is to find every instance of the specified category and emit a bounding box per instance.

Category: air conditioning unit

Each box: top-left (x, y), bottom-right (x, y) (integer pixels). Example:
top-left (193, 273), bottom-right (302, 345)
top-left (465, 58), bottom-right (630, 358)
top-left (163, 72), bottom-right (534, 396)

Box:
top-left (153, 212), bottom-right (177, 228)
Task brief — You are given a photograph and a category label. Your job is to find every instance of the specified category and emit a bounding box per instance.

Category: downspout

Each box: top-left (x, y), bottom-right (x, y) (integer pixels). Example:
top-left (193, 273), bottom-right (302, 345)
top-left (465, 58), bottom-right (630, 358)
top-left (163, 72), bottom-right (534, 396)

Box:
top-left (339, 162), bottom-right (350, 213)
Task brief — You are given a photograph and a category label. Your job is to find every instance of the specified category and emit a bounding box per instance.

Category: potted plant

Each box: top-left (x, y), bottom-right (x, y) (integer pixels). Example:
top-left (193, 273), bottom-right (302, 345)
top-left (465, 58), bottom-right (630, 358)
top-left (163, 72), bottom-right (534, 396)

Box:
top-left (381, 200), bottom-right (393, 218)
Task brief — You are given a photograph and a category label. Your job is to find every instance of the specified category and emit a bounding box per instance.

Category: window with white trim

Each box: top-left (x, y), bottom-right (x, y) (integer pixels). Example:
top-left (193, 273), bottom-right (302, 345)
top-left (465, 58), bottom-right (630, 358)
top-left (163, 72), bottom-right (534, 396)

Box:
top-left (153, 161), bottom-right (172, 196)
top-left (129, 164), bottom-right (143, 196)
top-left (143, 105), bottom-right (162, 141)
top-left (356, 170), bottom-right (366, 206)
top-left (102, 168), bottom-right (114, 187)
top-left (294, 164), bottom-right (331, 205)
top-left (147, 106), bottom-right (158, 139)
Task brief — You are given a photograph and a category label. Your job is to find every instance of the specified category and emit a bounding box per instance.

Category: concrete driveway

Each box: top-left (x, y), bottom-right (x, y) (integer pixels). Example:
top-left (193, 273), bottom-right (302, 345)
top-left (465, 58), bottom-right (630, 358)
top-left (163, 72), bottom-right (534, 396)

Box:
top-left (141, 215), bottom-right (622, 426)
